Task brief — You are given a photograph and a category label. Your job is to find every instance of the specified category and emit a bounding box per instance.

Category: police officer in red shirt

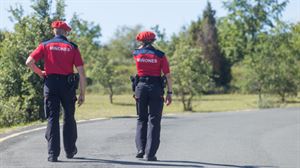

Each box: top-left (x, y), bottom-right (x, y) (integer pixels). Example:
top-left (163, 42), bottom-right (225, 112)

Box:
top-left (133, 31), bottom-right (173, 161)
top-left (25, 21), bottom-right (86, 162)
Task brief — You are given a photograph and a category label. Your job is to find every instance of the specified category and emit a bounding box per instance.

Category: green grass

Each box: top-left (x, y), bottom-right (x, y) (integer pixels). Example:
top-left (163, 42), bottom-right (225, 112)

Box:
top-left (75, 94), bottom-right (300, 119)
top-left (0, 120), bottom-right (45, 134)
top-left (1, 94), bottom-right (300, 134)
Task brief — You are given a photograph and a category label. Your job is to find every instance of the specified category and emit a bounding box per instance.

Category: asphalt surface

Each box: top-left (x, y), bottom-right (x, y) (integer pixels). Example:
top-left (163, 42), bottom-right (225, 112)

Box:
top-left (0, 108), bottom-right (299, 168)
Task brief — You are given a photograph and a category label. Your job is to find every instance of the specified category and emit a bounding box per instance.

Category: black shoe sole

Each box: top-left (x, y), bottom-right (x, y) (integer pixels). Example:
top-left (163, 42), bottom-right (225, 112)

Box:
top-left (48, 157), bottom-right (58, 162)
top-left (66, 147), bottom-right (77, 159)
top-left (146, 156), bottom-right (157, 161)
top-left (136, 153), bottom-right (144, 158)
top-left (136, 150), bottom-right (145, 158)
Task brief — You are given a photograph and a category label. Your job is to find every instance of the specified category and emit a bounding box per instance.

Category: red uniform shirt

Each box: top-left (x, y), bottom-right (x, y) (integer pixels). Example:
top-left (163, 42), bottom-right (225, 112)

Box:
top-left (133, 46), bottom-right (170, 77)
top-left (30, 35), bottom-right (84, 75)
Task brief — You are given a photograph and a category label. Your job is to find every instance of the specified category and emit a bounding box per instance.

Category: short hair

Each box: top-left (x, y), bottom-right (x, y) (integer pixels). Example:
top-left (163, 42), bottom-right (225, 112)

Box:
top-left (53, 28), bottom-right (66, 36)
top-left (142, 39), bottom-right (155, 45)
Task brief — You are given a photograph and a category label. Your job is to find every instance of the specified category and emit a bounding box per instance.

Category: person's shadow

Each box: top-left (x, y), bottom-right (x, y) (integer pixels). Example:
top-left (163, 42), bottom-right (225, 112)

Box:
top-left (62, 157), bottom-right (278, 168)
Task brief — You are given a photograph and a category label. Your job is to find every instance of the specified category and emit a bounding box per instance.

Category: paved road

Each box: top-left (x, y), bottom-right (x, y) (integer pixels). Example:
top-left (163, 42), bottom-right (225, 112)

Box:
top-left (0, 108), bottom-right (299, 168)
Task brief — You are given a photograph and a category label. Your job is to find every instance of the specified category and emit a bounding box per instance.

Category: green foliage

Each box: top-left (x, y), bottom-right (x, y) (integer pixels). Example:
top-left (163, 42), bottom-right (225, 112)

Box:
top-left (107, 25), bottom-right (142, 64)
top-left (53, 0), bottom-right (66, 20)
top-left (171, 32), bottom-right (213, 111)
top-left (218, 0), bottom-right (298, 106)
top-left (189, 2), bottom-right (231, 88)
top-left (219, 0), bottom-right (288, 64)
top-left (1, 0), bottom-right (299, 128)
top-left (90, 48), bottom-right (123, 103)
top-left (69, 13), bottom-right (102, 76)
top-left (151, 25), bottom-right (169, 52)
top-left (243, 26), bottom-right (300, 104)
top-left (290, 22), bottom-right (300, 60)
top-left (0, 0), bottom-right (67, 127)
top-left (218, 18), bottom-right (246, 64)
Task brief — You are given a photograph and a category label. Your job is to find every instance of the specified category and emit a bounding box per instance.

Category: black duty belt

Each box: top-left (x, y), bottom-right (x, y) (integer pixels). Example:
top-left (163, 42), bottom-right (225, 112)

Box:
top-left (139, 76), bottom-right (162, 83)
top-left (46, 74), bottom-right (69, 79)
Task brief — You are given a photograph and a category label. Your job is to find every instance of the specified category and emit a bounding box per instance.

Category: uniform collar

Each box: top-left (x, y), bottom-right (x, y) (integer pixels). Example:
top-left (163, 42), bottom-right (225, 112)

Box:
top-left (54, 35), bottom-right (68, 41)
top-left (140, 45), bottom-right (155, 50)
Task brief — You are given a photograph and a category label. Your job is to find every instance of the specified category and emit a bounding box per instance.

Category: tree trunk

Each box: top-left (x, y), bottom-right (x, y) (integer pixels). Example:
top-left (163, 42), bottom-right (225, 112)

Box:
top-left (181, 93), bottom-right (187, 111)
top-left (280, 92), bottom-right (285, 103)
top-left (108, 85), bottom-right (114, 104)
top-left (258, 92), bottom-right (262, 103)
top-left (186, 94), bottom-right (193, 111)
top-left (109, 94), bottom-right (113, 104)
top-left (258, 87), bottom-right (262, 102)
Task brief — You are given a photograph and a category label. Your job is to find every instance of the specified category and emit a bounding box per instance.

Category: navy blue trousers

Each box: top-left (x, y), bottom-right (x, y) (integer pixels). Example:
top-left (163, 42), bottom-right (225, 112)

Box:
top-left (44, 75), bottom-right (77, 157)
top-left (135, 78), bottom-right (164, 157)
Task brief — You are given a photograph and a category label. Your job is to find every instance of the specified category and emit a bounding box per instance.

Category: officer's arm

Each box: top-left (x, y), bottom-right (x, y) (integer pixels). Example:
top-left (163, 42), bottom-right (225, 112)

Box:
top-left (76, 66), bottom-right (86, 106)
top-left (165, 73), bottom-right (172, 93)
top-left (165, 73), bottom-right (173, 106)
top-left (25, 56), bottom-right (45, 78)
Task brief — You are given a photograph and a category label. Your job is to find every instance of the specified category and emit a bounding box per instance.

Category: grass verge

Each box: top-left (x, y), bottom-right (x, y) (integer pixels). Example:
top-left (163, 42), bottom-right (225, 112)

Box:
top-left (1, 94), bottom-right (299, 134)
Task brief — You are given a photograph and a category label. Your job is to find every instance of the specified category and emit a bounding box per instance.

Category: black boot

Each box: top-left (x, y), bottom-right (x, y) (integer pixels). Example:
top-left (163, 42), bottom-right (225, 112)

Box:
top-left (48, 156), bottom-right (58, 162)
top-left (136, 150), bottom-right (145, 158)
top-left (66, 147), bottom-right (77, 159)
top-left (146, 156), bottom-right (157, 161)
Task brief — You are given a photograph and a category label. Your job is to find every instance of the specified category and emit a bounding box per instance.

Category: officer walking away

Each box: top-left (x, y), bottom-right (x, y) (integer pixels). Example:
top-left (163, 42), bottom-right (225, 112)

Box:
top-left (132, 31), bottom-right (173, 161)
top-left (25, 20), bottom-right (86, 162)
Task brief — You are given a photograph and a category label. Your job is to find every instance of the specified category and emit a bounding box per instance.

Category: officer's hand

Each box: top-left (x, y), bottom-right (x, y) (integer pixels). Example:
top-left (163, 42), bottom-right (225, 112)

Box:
top-left (77, 93), bottom-right (85, 107)
top-left (38, 71), bottom-right (46, 79)
top-left (165, 94), bottom-right (172, 106)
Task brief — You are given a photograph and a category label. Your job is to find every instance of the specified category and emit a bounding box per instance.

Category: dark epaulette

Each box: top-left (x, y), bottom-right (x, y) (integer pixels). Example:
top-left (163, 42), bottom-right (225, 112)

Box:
top-left (41, 38), bottom-right (50, 43)
top-left (133, 46), bottom-right (165, 58)
top-left (149, 46), bottom-right (165, 57)
top-left (40, 39), bottom-right (50, 46)
top-left (154, 49), bottom-right (165, 57)
top-left (69, 41), bottom-right (78, 49)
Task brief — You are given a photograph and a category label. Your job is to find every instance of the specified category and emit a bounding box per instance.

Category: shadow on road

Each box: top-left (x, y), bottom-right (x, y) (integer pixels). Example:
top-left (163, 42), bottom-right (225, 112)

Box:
top-left (64, 157), bottom-right (277, 168)
top-left (69, 157), bottom-right (203, 167)
top-left (161, 160), bottom-right (278, 168)
top-left (110, 116), bottom-right (178, 119)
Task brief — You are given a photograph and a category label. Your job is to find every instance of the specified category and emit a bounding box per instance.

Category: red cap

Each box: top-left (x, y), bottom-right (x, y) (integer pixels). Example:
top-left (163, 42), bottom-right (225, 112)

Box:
top-left (51, 21), bottom-right (71, 32)
top-left (136, 31), bottom-right (156, 42)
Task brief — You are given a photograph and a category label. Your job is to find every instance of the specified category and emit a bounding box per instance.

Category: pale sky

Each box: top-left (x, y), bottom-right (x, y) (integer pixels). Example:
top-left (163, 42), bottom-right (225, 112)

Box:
top-left (0, 0), bottom-right (299, 43)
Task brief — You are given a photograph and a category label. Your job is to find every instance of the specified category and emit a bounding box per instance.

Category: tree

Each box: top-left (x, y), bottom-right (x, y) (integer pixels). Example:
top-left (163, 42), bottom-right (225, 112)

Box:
top-left (52, 0), bottom-right (66, 20)
top-left (244, 25), bottom-right (300, 105)
top-left (151, 25), bottom-right (168, 51)
top-left (219, 0), bottom-right (291, 104)
top-left (219, 0), bottom-right (288, 64)
top-left (90, 48), bottom-right (121, 104)
top-left (189, 1), bottom-right (231, 87)
top-left (171, 32), bottom-right (213, 111)
top-left (0, 0), bottom-right (64, 126)
top-left (99, 25), bottom-right (143, 97)
top-left (69, 13), bottom-right (102, 77)
top-left (107, 25), bottom-right (142, 64)
top-left (290, 22), bottom-right (300, 60)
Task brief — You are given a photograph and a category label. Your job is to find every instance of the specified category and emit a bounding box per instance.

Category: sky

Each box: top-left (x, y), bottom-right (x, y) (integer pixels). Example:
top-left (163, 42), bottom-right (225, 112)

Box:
top-left (0, 0), bottom-right (299, 43)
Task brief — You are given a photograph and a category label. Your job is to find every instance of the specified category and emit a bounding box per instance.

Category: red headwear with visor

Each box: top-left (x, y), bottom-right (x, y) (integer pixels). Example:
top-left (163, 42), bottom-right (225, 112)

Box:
top-left (136, 31), bottom-right (156, 42)
top-left (51, 21), bottom-right (72, 32)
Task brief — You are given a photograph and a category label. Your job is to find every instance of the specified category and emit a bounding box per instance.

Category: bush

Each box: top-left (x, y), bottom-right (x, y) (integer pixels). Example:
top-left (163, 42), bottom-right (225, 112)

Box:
top-left (0, 97), bottom-right (26, 127)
